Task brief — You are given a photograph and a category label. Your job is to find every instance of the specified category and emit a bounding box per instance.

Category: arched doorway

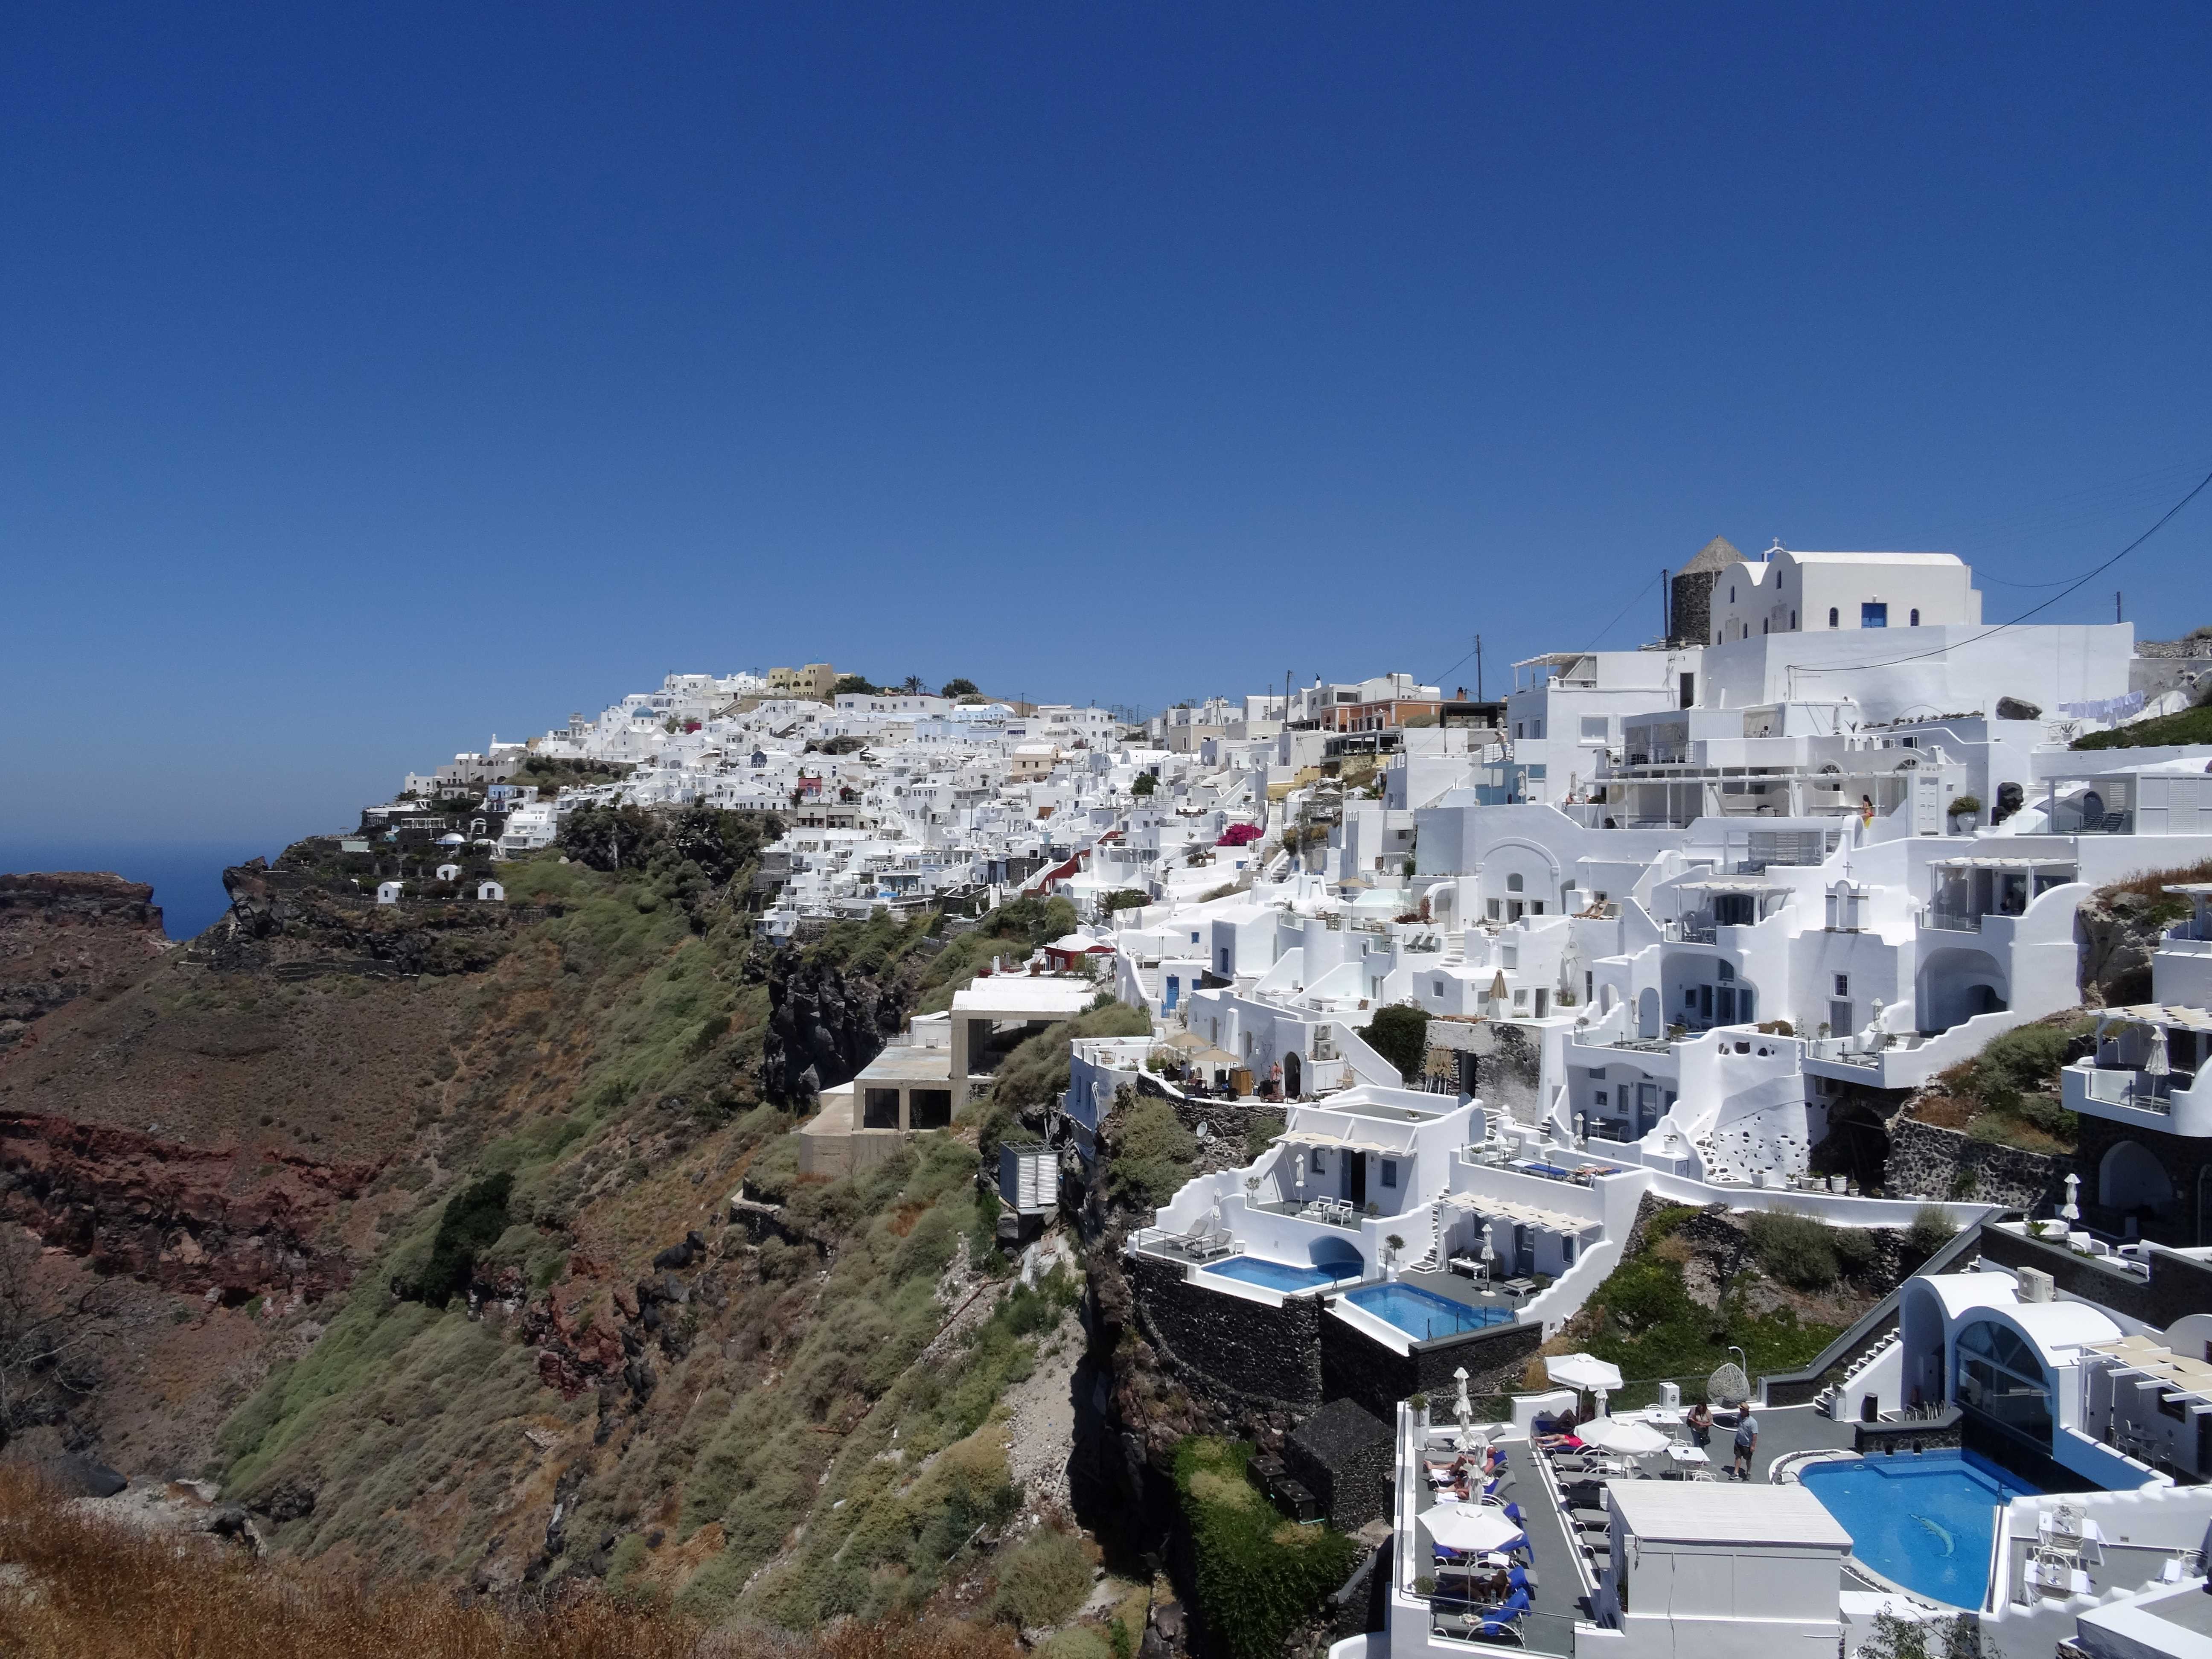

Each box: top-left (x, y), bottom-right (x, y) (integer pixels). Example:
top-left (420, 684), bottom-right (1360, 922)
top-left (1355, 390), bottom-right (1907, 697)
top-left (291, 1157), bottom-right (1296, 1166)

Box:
top-left (2102, 1140), bottom-right (2176, 1237)
top-left (1284, 1051), bottom-right (1302, 1099)
top-left (1637, 987), bottom-right (1661, 1040)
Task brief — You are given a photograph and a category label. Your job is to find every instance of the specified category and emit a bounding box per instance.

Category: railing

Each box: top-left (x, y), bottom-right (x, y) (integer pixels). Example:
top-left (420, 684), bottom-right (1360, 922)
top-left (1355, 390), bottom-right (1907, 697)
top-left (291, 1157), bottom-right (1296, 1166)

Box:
top-left (1924, 906), bottom-right (1983, 933)
top-left (2078, 1067), bottom-right (2174, 1112)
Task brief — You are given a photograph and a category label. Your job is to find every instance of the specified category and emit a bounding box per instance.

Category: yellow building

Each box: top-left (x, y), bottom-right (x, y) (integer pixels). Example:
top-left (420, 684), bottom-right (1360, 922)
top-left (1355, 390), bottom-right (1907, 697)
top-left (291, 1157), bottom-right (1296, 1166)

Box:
top-left (767, 662), bottom-right (837, 700)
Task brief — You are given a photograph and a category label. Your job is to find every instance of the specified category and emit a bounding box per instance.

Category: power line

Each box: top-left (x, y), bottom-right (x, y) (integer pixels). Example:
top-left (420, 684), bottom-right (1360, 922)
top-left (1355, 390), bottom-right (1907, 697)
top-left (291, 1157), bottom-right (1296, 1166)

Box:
top-left (1586, 570), bottom-right (1663, 652)
top-left (1794, 460), bottom-right (2212, 681)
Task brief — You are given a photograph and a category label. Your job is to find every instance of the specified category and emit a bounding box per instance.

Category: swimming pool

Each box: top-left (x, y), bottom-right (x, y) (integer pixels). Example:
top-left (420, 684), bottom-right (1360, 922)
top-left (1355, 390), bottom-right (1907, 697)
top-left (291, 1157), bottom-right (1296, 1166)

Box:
top-left (1342, 1283), bottom-right (1514, 1340)
top-left (1799, 1448), bottom-right (2040, 1608)
top-left (1202, 1257), bottom-right (1350, 1293)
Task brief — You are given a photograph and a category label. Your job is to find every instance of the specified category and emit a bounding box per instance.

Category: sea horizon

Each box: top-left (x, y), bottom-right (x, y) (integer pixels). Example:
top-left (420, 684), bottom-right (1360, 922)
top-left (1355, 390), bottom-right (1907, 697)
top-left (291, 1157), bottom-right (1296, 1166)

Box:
top-left (0, 839), bottom-right (287, 941)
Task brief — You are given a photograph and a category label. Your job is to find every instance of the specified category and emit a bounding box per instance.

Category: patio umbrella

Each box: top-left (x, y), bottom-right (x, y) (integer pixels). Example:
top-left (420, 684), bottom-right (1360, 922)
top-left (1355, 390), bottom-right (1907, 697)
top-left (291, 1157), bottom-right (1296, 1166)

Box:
top-left (1426, 1504), bottom-right (1523, 1555)
top-left (1543, 1353), bottom-right (1624, 1393)
top-left (2146, 1025), bottom-right (2171, 1087)
top-left (1578, 1417), bottom-right (1670, 1457)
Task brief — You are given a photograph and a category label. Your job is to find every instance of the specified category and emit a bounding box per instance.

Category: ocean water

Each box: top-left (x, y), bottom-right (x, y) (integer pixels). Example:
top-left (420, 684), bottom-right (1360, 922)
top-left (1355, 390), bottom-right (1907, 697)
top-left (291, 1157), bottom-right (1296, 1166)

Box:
top-left (0, 841), bottom-right (284, 940)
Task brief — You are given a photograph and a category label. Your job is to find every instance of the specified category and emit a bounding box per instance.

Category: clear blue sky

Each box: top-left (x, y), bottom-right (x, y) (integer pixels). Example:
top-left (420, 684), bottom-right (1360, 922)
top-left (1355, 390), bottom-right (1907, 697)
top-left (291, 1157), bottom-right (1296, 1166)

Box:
top-left (6, 3), bottom-right (2211, 886)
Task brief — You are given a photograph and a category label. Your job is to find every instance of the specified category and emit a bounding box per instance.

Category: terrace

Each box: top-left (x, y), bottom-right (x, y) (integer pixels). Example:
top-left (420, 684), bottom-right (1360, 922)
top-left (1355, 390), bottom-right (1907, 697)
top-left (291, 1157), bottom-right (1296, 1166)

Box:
top-left (2061, 1006), bottom-right (2212, 1136)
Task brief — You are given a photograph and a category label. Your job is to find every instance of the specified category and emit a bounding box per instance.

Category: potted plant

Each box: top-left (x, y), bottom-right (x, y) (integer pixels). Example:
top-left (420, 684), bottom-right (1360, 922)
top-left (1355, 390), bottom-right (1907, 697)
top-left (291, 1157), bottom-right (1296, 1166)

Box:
top-left (1946, 793), bottom-right (1982, 830)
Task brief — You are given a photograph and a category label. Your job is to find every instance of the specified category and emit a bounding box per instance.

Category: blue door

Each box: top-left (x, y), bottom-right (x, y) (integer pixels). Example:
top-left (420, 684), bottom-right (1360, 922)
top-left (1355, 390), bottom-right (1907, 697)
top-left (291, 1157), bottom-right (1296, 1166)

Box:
top-left (1164, 975), bottom-right (1179, 1011)
top-left (1861, 602), bottom-right (1889, 628)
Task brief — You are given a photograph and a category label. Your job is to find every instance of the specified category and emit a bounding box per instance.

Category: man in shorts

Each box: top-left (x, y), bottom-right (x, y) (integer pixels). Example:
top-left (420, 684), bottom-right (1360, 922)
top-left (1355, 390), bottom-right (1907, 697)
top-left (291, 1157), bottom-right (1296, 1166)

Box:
top-left (1732, 1408), bottom-right (1759, 1481)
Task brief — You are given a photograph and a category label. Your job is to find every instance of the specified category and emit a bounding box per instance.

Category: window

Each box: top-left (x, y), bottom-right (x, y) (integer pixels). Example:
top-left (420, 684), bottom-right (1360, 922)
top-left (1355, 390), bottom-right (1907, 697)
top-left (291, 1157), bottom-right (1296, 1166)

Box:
top-left (1790, 610), bottom-right (1797, 629)
top-left (1581, 716), bottom-right (1610, 740)
top-left (1513, 989), bottom-right (1528, 1008)
top-left (1311, 1149), bottom-right (1327, 1172)
top-left (1862, 602), bottom-right (1889, 628)
top-left (1829, 606), bottom-right (1839, 627)
top-left (1910, 608), bottom-right (1921, 626)
top-left (1729, 585), bottom-right (1736, 602)
top-left (1717, 962), bottom-right (1735, 982)
top-left (1506, 873), bottom-right (1524, 892)
top-left (1513, 722), bottom-right (1524, 739)
top-left (1685, 987), bottom-right (1698, 1006)
top-left (1435, 980), bottom-right (1447, 997)
top-left (1486, 898), bottom-right (1502, 920)
top-left (1834, 973), bottom-right (1850, 997)
top-left (1762, 618), bottom-right (1769, 634)
top-left (1531, 719), bottom-right (1544, 739)
top-left (1956, 1318), bottom-right (2055, 1445)
top-left (1593, 1089), bottom-right (1609, 1108)
top-left (1380, 1160), bottom-right (1398, 1189)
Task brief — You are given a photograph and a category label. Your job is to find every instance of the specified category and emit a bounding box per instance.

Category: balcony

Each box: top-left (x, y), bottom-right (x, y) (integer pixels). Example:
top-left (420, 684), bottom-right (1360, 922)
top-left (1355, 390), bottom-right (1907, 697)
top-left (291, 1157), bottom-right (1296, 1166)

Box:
top-left (1924, 905), bottom-right (1984, 934)
top-left (2075, 1066), bottom-right (2174, 1113)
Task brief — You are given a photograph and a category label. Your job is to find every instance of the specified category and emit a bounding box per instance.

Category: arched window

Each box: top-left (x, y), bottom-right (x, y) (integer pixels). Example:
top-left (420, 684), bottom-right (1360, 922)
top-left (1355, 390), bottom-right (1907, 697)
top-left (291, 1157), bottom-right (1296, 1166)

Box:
top-left (1910, 608), bottom-right (1921, 626)
top-left (1506, 873), bottom-right (1524, 892)
top-left (1956, 1319), bottom-right (2054, 1445)
top-left (1828, 607), bottom-right (1839, 627)
top-left (1716, 962), bottom-right (1735, 982)
top-left (1790, 610), bottom-right (1797, 629)
top-left (1762, 619), bottom-right (1769, 634)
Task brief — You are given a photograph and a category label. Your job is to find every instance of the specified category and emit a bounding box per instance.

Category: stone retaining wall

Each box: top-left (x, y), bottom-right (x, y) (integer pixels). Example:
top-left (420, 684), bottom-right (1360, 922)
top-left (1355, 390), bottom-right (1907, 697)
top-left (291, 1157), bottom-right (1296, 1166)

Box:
top-left (1320, 1307), bottom-right (1541, 1424)
top-left (1883, 1117), bottom-right (2067, 1210)
top-left (1126, 1251), bottom-right (1324, 1408)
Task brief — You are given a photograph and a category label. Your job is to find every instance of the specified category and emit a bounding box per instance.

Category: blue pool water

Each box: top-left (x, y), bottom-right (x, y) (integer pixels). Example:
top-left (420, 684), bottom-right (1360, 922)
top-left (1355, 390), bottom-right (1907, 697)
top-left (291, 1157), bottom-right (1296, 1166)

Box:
top-left (1799, 1449), bottom-right (2041, 1608)
top-left (1343, 1283), bottom-right (1514, 1339)
top-left (1203, 1257), bottom-right (1348, 1292)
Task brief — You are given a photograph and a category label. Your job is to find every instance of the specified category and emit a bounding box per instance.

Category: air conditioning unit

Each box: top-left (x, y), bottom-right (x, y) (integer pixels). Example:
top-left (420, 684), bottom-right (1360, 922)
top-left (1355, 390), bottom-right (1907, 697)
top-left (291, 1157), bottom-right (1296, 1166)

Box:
top-left (2018, 1266), bottom-right (2056, 1304)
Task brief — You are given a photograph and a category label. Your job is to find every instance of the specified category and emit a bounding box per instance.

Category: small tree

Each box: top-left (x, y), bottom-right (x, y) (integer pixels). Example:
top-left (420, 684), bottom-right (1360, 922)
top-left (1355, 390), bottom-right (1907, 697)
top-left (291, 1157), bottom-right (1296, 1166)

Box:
top-left (1132, 772), bottom-right (1158, 797)
top-left (940, 677), bottom-right (980, 699)
top-left (831, 673), bottom-right (878, 696)
top-left (1360, 1004), bottom-right (1432, 1084)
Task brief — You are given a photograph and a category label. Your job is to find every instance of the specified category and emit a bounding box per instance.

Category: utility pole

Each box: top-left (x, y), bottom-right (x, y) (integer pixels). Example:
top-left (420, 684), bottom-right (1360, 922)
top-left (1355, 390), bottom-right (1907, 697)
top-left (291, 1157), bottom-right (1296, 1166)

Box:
top-left (1474, 635), bottom-right (1484, 702)
top-left (1661, 566), bottom-right (1671, 644)
top-left (2116, 591), bottom-right (2123, 624)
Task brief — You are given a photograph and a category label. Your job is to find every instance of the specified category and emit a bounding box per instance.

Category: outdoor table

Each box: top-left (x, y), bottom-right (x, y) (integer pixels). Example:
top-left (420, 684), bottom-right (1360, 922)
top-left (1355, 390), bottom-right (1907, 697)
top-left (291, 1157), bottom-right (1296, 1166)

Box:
top-left (1665, 1444), bottom-right (1709, 1467)
top-left (1639, 1409), bottom-right (1683, 1428)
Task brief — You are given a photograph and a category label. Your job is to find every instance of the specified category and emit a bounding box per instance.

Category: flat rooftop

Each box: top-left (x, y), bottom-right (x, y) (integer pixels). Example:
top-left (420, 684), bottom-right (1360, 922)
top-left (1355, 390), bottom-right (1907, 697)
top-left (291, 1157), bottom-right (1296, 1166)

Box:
top-left (1607, 1479), bottom-right (1852, 1548)
top-left (950, 977), bottom-right (1100, 1016)
top-left (854, 1047), bottom-right (955, 1083)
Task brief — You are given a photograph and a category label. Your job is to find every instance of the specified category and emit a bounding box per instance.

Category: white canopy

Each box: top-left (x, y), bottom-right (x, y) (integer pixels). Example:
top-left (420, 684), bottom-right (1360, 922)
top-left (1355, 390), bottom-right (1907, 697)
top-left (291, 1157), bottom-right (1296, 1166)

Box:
top-left (1425, 1503), bottom-right (1523, 1554)
top-left (1544, 1353), bottom-right (1624, 1391)
top-left (1578, 1416), bottom-right (1671, 1455)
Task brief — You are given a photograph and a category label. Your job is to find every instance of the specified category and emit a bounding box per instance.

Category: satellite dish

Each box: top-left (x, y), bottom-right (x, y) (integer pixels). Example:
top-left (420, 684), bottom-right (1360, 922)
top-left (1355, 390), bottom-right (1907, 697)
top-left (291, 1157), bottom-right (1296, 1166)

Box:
top-left (1708, 1361), bottom-right (1751, 1407)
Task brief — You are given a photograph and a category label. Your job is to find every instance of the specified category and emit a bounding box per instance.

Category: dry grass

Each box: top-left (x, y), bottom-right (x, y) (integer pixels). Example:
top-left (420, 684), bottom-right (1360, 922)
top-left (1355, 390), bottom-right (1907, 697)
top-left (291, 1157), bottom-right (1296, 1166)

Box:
top-left (0, 1466), bottom-right (1014, 1659)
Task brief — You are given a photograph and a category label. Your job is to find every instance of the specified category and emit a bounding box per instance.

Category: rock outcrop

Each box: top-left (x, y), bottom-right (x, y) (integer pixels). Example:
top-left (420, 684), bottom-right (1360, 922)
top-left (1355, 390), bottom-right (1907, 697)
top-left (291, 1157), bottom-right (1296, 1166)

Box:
top-left (0, 1111), bottom-right (374, 1301)
top-left (2078, 888), bottom-right (2172, 1007)
top-left (0, 872), bottom-right (168, 1034)
top-left (759, 950), bottom-right (912, 1107)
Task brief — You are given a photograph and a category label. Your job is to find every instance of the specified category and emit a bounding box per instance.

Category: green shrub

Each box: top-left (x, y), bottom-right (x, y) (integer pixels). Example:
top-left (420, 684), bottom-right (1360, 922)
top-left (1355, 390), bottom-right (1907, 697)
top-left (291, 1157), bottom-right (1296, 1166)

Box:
top-left (1641, 1204), bottom-right (1701, 1244)
top-left (993, 1527), bottom-right (1094, 1627)
top-left (1041, 1628), bottom-right (1115, 1659)
top-left (1359, 1004), bottom-right (1430, 1083)
top-left (1906, 1205), bottom-right (1957, 1261)
top-left (1743, 1209), bottom-right (1842, 1288)
top-left (2072, 703), bottom-right (2212, 749)
top-left (1172, 1439), bottom-right (1355, 1659)
top-left (1109, 1098), bottom-right (1197, 1209)
top-left (398, 1173), bottom-right (512, 1305)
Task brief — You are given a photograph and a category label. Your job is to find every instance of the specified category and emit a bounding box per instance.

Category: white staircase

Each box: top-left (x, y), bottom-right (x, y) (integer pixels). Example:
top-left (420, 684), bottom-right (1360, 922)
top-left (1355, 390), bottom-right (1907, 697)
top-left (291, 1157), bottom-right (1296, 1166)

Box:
top-left (1405, 1204), bottom-right (1444, 1273)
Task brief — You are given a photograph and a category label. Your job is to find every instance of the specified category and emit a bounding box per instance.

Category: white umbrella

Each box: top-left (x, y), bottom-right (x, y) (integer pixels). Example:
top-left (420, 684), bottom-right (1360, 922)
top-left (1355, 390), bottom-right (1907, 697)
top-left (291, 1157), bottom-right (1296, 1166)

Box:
top-left (2146, 1025), bottom-right (2171, 1091)
top-left (1578, 1416), bottom-right (1671, 1456)
top-left (1426, 1504), bottom-right (1523, 1554)
top-left (1544, 1353), bottom-right (1624, 1392)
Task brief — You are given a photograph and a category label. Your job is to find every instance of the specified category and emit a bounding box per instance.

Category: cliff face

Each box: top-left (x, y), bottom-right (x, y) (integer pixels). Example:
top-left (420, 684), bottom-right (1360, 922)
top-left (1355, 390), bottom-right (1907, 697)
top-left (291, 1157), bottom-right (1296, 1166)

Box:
top-left (0, 872), bottom-right (168, 1037)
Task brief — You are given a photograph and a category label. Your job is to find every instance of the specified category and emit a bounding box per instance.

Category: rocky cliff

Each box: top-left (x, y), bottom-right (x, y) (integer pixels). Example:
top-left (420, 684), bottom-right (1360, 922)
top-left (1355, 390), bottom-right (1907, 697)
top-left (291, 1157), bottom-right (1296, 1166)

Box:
top-left (0, 872), bottom-right (169, 1038)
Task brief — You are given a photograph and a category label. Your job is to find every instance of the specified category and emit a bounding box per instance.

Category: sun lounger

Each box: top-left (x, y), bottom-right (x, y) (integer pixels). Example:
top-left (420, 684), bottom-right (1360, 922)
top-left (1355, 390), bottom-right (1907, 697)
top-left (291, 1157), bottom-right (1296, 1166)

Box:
top-left (1185, 1228), bottom-right (1235, 1261)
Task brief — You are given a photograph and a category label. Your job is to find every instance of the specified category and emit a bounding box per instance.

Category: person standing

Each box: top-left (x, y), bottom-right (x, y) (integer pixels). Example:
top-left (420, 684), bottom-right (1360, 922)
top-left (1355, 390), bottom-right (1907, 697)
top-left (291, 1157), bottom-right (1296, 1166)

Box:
top-left (1685, 1400), bottom-right (1713, 1450)
top-left (1732, 1407), bottom-right (1759, 1481)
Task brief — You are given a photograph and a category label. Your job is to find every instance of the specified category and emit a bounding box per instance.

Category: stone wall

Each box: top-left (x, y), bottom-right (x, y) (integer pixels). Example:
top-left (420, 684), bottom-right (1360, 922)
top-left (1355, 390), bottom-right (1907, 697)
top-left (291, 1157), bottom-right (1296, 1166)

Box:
top-left (1126, 1251), bottom-right (1324, 1408)
top-left (1883, 1117), bottom-right (2067, 1210)
top-left (1283, 1398), bottom-right (1394, 1531)
top-left (1320, 1307), bottom-right (1541, 1423)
